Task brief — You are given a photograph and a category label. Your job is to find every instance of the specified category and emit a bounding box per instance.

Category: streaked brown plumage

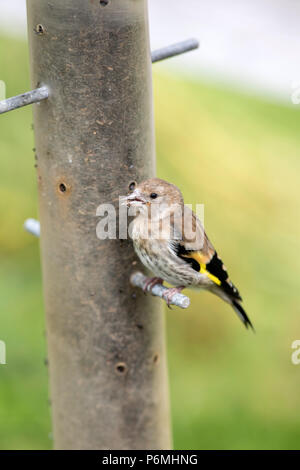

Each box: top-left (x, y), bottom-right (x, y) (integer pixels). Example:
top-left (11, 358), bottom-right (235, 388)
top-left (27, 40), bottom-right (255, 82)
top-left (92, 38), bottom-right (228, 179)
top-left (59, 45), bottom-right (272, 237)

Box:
top-left (125, 178), bottom-right (253, 330)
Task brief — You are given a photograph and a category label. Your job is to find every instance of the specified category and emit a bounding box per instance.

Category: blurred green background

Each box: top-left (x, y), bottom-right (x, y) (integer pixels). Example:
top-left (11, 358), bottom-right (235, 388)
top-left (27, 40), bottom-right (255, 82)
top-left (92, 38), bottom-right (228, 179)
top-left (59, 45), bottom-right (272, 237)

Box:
top-left (0, 35), bottom-right (300, 450)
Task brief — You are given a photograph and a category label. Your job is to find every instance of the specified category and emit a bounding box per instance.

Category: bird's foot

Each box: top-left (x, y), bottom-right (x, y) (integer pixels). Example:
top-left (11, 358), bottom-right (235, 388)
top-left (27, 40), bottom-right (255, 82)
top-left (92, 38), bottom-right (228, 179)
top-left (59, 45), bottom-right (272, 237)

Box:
top-left (143, 277), bottom-right (163, 294)
top-left (163, 286), bottom-right (185, 309)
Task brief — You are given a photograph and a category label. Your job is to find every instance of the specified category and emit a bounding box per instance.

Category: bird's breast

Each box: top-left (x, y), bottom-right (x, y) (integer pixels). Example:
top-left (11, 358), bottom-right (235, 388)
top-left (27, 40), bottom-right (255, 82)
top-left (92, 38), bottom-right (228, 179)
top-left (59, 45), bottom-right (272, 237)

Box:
top-left (132, 237), bottom-right (201, 287)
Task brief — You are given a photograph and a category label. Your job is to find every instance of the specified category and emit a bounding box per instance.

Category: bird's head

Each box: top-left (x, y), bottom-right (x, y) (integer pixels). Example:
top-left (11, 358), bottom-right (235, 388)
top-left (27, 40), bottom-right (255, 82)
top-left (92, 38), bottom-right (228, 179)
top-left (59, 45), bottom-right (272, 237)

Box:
top-left (124, 178), bottom-right (183, 218)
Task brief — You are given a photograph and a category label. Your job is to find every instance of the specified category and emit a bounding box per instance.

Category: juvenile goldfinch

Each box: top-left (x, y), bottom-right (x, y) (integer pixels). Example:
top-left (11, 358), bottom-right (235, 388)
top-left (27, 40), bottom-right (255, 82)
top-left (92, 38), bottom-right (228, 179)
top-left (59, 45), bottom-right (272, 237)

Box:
top-left (126, 177), bottom-right (253, 330)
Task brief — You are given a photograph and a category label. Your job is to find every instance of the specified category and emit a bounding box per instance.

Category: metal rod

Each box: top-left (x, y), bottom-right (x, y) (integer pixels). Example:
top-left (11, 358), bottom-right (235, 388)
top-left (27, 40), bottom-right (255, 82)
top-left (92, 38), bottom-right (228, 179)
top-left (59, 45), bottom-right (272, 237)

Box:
top-left (151, 38), bottom-right (199, 63)
top-left (24, 218), bottom-right (40, 237)
top-left (27, 0), bottom-right (171, 450)
top-left (131, 272), bottom-right (190, 309)
top-left (0, 86), bottom-right (48, 114)
top-left (0, 38), bottom-right (199, 116)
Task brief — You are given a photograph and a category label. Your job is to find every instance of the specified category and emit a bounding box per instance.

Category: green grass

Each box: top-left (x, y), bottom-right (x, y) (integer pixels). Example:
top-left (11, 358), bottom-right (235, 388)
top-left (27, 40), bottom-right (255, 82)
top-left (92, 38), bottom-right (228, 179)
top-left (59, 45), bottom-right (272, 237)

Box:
top-left (155, 73), bottom-right (300, 449)
top-left (0, 35), bottom-right (300, 449)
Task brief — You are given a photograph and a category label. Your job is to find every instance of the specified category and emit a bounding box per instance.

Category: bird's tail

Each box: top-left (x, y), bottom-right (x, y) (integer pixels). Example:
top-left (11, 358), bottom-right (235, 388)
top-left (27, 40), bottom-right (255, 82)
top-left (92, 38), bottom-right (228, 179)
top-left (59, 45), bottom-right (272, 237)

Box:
top-left (210, 286), bottom-right (254, 331)
top-left (231, 299), bottom-right (254, 331)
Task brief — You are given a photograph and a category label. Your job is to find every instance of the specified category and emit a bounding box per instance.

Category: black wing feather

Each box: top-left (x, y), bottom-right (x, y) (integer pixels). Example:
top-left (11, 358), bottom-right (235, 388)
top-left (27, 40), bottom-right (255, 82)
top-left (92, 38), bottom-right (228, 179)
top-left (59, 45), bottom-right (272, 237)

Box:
top-left (206, 252), bottom-right (242, 301)
top-left (175, 243), bottom-right (242, 301)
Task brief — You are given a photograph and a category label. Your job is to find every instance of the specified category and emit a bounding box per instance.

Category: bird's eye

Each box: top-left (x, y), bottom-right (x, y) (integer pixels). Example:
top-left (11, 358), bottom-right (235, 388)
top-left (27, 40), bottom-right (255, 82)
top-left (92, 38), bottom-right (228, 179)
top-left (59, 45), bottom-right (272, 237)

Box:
top-left (150, 192), bottom-right (158, 199)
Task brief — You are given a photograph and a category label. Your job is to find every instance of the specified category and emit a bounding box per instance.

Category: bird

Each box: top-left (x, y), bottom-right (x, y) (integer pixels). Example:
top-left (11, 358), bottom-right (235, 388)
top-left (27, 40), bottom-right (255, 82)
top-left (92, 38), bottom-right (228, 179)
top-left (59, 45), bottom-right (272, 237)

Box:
top-left (124, 177), bottom-right (254, 330)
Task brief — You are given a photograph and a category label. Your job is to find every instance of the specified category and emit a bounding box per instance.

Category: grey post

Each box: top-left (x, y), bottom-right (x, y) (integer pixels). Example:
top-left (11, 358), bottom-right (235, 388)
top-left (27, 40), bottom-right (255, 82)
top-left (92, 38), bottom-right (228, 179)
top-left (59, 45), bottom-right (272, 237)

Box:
top-left (26, 0), bottom-right (171, 450)
top-left (0, 39), bottom-right (199, 115)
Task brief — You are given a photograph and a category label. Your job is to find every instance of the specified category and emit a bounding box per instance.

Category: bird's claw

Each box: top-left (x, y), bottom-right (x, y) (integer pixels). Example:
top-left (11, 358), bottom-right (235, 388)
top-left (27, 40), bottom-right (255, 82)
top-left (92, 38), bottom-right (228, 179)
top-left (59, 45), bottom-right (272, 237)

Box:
top-left (142, 277), bottom-right (163, 294)
top-left (162, 286), bottom-right (185, 308)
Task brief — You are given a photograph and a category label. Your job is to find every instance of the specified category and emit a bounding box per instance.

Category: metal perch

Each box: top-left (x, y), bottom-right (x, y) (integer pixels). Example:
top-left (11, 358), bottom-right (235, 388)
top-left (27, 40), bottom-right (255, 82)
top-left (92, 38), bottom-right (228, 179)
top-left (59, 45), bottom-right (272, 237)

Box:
top-left (0, 86), bottom-right (49, 114)
top-left (24, 218), bottom-right (40, 237)
top-left (130, 271), bottom-right (190, 309)
top-left (151, 38), bottom-right (199, 63)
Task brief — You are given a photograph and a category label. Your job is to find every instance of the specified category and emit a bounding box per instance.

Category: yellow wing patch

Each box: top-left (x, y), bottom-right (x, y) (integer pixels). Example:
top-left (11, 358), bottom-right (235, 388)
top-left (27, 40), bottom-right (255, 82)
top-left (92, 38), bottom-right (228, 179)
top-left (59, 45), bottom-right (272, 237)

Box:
top-left (182, 251), bottom-right (222, 286)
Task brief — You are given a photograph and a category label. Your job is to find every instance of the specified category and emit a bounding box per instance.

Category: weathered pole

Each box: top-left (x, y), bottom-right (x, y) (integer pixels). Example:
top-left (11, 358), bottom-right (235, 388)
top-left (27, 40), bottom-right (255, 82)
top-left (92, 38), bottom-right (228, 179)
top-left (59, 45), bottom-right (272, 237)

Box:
top-left (26, 0), bottom-right (171, 450)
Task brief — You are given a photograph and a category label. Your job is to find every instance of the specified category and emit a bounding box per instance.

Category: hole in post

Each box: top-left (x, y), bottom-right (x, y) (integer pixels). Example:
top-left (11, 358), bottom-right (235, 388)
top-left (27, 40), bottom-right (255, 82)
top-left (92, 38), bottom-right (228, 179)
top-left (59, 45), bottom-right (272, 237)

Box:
top-left (115, 362), bottom-right (127, 375)
top-left (59, 183), bottom-right (67, 193)
top-left (35, 24), bottom-right (45, 35)
top-left (153, 353), bottom-right (159, 364)
top-left (56, 178), bottom-right (71, 197)
top-left (129, 181), bottom-right (136, 191)
top-left (99, 0), bottom-right (109, 5)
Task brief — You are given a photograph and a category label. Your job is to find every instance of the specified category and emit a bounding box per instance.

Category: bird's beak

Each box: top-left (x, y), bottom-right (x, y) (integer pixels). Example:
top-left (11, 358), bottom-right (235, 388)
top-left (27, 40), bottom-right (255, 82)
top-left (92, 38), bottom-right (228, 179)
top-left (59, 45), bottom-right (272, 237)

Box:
top-left (125, 189), bottom-right (147, 207)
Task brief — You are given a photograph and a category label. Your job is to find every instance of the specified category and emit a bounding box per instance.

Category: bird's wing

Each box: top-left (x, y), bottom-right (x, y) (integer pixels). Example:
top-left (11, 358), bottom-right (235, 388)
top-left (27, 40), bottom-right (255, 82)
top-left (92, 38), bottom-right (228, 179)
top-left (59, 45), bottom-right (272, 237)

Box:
top-left (171, 206), bottom-right (242, 300)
